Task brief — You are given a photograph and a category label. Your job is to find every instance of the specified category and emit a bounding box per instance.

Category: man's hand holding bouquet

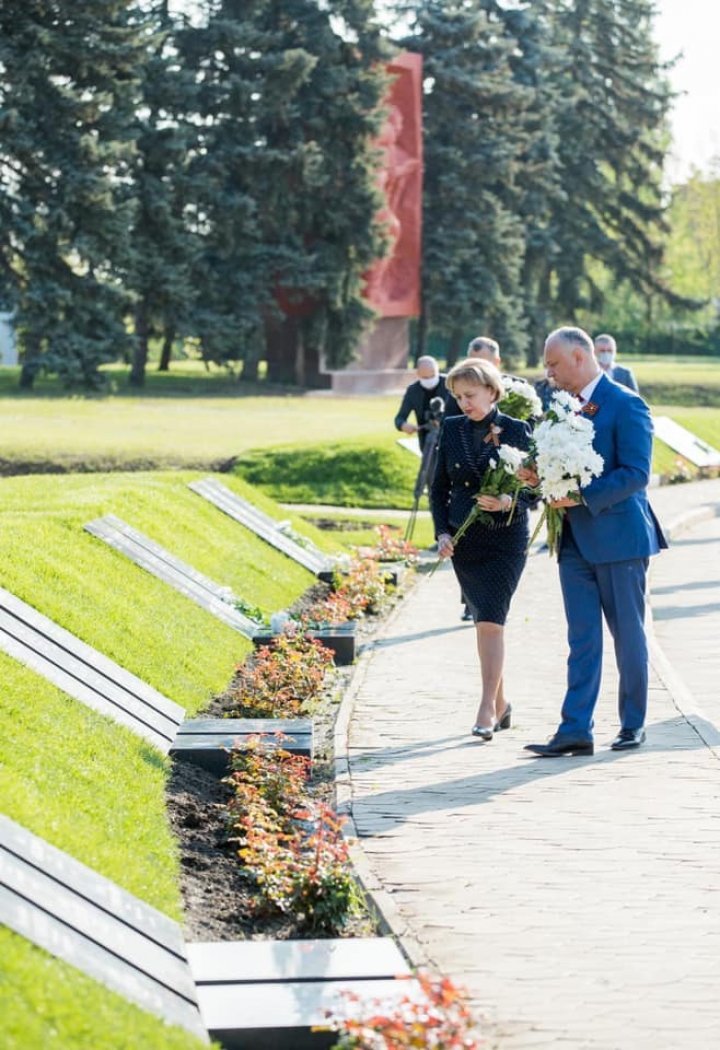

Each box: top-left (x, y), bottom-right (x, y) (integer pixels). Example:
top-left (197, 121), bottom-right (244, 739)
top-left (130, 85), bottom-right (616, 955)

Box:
top-left (520, 391), bottom-right (604, 557)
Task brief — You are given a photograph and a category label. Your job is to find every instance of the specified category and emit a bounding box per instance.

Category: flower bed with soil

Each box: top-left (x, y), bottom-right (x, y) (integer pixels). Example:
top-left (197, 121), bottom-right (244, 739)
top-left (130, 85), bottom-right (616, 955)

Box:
top-left (167, 553), bottom-right (409, 943)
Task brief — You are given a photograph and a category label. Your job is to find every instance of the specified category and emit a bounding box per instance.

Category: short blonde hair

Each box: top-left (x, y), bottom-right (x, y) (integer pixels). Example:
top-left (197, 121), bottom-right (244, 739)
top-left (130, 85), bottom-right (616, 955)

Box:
top-left (446, 359), bottom-right (504, 402)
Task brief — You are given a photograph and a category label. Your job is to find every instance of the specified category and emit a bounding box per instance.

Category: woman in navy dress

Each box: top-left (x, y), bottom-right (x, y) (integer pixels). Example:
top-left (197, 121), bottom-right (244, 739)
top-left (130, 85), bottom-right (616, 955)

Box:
top-left (431, 359), bottom-right (534, 740)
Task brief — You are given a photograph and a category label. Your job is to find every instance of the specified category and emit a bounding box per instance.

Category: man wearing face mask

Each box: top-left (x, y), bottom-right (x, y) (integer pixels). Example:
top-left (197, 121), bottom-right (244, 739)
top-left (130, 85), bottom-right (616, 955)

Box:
top-left (594, 333), bottom-right (639, 393)
top-left (394, 355), bottom-right (461, 451)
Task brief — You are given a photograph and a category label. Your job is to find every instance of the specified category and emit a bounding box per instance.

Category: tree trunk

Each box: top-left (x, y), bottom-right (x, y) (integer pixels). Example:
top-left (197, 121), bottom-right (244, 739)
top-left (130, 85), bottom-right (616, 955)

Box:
top-left (158, 326), bottom-right (175, 371)
top-left (19, 335), bottom-right (41, 389)
top-left (129, 302), bottom-right (149, 387)
top-left (264, 313), bottom-right (299, 384)
top-left (240, 353), bottom-right (260, 383)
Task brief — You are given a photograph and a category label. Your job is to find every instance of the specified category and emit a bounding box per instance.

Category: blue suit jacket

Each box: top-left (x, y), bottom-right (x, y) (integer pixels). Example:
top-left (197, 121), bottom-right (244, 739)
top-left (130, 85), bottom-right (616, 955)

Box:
top-left (608, 363), bottom-right (639, 393)
top-left (564, 375), bottom-right (666, 564)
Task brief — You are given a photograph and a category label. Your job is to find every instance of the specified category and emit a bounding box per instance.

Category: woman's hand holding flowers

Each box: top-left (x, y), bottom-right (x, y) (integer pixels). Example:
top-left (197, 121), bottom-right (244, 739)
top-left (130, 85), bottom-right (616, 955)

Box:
top-left (437, 533), bottom-right (455, 558)
top-left (476, 493), bottom-right (513, 513)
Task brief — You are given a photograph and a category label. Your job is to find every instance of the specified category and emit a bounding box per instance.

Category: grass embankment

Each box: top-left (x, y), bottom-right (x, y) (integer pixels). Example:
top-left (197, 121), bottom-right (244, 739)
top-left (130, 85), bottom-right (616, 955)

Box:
top-left (296, 507), bottom-right (436, 551)
top-left (3, 357), bottom-right (717, 492)
top-left (0, 470), bottom-right (339, 1050)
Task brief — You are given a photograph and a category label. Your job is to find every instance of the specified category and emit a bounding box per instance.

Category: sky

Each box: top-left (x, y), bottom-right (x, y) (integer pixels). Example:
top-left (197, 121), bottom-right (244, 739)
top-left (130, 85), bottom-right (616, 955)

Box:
top-left (652, 0), bottom-right (720, 180)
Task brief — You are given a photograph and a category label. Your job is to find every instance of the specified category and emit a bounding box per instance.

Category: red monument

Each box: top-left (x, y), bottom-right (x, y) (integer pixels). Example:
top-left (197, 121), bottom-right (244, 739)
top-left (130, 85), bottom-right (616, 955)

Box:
top-left (324, 52), bottom-right (423, 393)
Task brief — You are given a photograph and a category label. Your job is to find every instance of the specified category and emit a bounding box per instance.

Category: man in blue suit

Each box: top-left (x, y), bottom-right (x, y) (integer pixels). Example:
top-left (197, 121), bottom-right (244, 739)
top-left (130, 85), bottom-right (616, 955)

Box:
top-left (594, 333), bottom-right (639, 392)
top-left (524, 326), bottom-right (667, 757)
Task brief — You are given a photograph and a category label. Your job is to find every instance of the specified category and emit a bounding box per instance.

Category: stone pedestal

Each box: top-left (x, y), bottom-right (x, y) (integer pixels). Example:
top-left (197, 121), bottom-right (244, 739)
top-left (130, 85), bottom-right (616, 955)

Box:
top-left (321, 318), bottom-right (412, 394)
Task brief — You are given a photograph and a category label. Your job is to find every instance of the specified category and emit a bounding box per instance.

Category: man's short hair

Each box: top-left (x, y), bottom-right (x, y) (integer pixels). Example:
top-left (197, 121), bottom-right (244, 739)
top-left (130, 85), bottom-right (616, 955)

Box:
top-left (467, 336), bottom-right (501, 361)
top-left (545, 326), bottom-right (594, 355)
top-left (594, 333), bottom-right (617, 353)
top-left (416, 354), bottom-right (439, 374)
top-left (446, 358), bottom-right (504, 402)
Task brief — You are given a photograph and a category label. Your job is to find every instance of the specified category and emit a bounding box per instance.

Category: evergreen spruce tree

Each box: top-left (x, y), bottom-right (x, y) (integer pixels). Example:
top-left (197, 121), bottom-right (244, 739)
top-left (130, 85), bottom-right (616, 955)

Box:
top-left (127, 1), bottom-right (201, 386)
top-left (177, 0), bottom-right (388, 385)
top-left (542, 0), bottom-right (676, 325)
top-left (401, 1), bottom-right (531, 365)
top-left (0, 1), bottom-right (150, 387)
top-left (491, 0), bottom-right (566, 363)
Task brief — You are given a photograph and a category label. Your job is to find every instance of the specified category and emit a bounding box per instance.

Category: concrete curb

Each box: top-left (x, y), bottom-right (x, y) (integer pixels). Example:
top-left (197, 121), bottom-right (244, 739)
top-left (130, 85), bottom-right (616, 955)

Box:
top-left (333, 567), bottom-right (441, 972)
top-left (647, 498), bottom-right (720, 762)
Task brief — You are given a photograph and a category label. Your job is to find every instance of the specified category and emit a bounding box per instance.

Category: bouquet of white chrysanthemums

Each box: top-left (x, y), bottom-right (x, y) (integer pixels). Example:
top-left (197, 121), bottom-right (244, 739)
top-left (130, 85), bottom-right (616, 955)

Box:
top-left (431, 443), bottom-right (527, 574)
top-left (529, 390), bottom-right (604, 556)
top-left (498, 376), bottom-right (543, 421)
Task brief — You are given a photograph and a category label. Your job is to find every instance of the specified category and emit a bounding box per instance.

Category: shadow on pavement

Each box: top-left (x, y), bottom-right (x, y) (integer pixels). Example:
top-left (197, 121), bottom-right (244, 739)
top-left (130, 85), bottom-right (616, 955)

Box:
top-left (350, 717), bottom-right (714, 831)
top-left (651, 578), bottom-right (720, 596)
top-left (652, 598), bottom-right (720, 620)
top-left (369, 623), bottom-right (472, 649)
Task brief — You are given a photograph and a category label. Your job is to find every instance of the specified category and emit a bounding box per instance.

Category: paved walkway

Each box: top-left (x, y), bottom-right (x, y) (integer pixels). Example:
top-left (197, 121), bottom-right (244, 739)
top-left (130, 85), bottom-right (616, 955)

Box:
top-left (339, 478), bottom-right (720, 1049)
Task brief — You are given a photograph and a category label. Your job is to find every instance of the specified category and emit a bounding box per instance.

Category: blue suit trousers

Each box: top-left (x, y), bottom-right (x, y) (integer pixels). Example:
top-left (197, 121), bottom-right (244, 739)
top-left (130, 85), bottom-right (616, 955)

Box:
top-left (558, 530), bottom-right (649, 739)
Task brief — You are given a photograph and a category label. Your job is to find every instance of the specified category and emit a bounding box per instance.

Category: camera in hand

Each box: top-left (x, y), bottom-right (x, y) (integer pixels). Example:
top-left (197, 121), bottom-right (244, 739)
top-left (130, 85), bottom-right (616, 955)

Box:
top-left (422, 396), bottom-right (446, 428)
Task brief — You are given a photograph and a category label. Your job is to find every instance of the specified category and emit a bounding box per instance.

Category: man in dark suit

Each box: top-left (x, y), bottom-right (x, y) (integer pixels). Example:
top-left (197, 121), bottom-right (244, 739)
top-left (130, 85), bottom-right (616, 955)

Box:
top-left (524, 326), bottom-right (666, 757)
top-left (394, 355), bottom-right (460, 451)
top-left (594, 333), bottom-right (639, 392)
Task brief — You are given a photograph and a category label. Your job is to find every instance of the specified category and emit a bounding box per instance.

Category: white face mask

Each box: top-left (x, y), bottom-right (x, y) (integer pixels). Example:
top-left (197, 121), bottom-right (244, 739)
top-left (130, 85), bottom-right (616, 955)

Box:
top-left (419, 376), bottom-right (440, 390)
top-left (596, 351), bottom-right (614, 368)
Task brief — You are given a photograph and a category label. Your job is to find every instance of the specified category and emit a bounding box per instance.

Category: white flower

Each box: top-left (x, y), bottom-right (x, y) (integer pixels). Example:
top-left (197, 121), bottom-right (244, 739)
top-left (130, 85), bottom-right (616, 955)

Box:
top-left (532, 411), bottom-right (603, 500)
top-left (497, 444), bottom-right (526, 473)
top-left (501, 377), bottom-right (543, 418)
top-left (549, 390), bottom-right (583, 416)
top-left (270, 611), bottom-right (292, 634)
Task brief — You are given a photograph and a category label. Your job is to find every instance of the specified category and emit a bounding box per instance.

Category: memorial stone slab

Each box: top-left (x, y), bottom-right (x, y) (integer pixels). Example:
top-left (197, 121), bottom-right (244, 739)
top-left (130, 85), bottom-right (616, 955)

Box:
top-left (0, 586), bottom-right (184, 752)
top-left (188, 479), bottom-right (336, 578)
top-left (396, 435), bottom-right (422, 459)
top-left (171, 718), bottom-right (314, 776)
top-left (187, 937), bottom-right (418, 1050)
top-left (253, 623), bottom-right (357, 666)
top-left (653, 415), bottom-right (720, 468)
top-left (84, 515), bottom-right (259, 637)
top-left (0, 816), bottom-right (208, 1042)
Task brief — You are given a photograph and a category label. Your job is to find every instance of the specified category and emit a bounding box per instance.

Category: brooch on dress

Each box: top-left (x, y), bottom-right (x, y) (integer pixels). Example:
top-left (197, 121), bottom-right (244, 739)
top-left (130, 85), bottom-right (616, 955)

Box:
top-left (483, 424), bottom-right (503, 447)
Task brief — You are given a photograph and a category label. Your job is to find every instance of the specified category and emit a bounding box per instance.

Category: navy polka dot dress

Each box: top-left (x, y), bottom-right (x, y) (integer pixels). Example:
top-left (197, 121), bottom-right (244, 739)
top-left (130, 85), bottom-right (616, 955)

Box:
top-left (431, 408), bottom-right (534, 625)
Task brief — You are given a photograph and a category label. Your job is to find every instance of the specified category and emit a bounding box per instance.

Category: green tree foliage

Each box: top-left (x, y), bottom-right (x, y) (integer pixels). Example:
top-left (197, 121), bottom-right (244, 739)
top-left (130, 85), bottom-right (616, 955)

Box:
top-left (539, 0), bottom-right (677, 344)
top-left (402, 0), bottom-right (532, 365)
top-left (127, 1), bottom-right (201, 387)
top-left (665, 169), bottom-right (720, 310)
top-left (495, 0), bottom-right (565, 359)
top-left (176, 0), bottom-right (388, 385)
top-left (0, 1), bottom-right (150, 387)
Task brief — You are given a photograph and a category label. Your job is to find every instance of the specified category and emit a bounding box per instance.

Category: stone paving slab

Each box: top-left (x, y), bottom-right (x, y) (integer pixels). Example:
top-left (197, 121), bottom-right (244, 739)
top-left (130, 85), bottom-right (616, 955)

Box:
top-left (343, 478), bottom-right (720, 1049)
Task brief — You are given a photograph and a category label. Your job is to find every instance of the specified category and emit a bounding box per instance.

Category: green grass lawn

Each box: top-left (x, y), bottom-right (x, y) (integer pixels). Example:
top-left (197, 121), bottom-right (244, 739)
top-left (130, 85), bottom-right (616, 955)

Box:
top-left (0, 362), bottom-right (400, 472)
top-left (0, 931), bottom-right (209, 1050)
top-left (298, 508), bottom-right (436, 551)
top-left (2, 356), bottom-right (719, 484)
top-left (0, 469), bottom-right (341, 1050)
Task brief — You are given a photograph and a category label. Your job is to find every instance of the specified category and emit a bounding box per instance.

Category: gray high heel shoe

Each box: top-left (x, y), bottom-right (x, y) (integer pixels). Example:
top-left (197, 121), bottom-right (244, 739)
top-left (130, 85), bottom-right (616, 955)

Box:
top-left (494, 703), bottom-right (512, 732)
top-left (471, 724), bottom-right (494, 741)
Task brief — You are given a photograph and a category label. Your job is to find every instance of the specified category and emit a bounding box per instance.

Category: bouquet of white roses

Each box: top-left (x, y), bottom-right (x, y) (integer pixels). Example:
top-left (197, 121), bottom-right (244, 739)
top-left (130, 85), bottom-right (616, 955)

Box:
top-left (497, 377), bottom-right (543, 421)
top-left (431, 444), bottom-right (526, 574)
top-left (529, 390), bottom-right (604, 556)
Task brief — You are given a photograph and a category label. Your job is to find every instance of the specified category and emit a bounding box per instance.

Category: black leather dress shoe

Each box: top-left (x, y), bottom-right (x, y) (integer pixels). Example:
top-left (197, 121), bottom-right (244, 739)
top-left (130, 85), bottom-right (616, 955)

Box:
top-left (610, 728), bottom-right (646, 751)
top-left (524, 735), bottom-right (594, 757)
